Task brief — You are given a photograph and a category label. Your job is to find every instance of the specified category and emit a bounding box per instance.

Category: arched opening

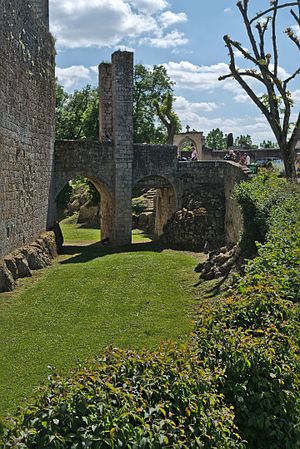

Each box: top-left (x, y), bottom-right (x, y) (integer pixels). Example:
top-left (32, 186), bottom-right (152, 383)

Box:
top-left (132, 176), bottom-right (177, 240)
top-left (177, 138), bottom-right (197, 160)
top-left (55, 175), bottom-right (113, 246)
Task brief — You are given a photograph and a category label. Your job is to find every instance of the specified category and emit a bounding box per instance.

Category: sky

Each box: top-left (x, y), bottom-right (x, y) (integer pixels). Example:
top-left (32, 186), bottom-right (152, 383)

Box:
top-left (50, 0), bottom-right (300, 144)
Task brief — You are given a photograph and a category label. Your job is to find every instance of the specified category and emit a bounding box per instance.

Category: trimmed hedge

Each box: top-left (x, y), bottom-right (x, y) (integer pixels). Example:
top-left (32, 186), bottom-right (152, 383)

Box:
top-left (1, 174), bottom-right (299, 449)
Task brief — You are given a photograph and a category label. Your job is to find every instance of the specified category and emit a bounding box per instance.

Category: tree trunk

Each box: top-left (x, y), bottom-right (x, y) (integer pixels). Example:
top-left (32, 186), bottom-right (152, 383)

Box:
top-left (282, 143), bottom-right (297, 180)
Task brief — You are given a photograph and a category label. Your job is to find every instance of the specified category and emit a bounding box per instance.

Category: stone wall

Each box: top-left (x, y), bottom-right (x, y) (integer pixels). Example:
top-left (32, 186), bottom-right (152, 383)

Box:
top-left (0, 0), bottom-right (55, 259)
top-left (174, 161), bottom-right (247, 248)
top-left (30, 0), bottom-right (49, 28)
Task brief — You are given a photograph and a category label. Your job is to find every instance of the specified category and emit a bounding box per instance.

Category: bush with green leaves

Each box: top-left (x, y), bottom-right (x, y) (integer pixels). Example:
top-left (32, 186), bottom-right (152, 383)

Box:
top-left (194, 174), bottom-right (300, 448)
top-left (1, 346), bottom-right (245, 449)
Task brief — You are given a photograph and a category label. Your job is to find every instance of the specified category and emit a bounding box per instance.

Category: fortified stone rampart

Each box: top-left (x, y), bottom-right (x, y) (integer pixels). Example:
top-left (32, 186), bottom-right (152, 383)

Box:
top-left (0, 0), bottom-right (55, 259)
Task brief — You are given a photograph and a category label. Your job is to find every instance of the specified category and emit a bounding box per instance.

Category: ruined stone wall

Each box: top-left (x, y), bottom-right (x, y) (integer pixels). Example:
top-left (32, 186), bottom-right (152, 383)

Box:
top-left (176, 161), bottom-right (247, 247)
top-left (0, 0), bottom-right (55, 259)
top-left (133, 144), bottom-right (178, 187)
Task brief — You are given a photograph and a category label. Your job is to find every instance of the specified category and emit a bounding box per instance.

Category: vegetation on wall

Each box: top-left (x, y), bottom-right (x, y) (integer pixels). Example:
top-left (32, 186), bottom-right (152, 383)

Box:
top-left (1, 174), bottom-right (299, 448)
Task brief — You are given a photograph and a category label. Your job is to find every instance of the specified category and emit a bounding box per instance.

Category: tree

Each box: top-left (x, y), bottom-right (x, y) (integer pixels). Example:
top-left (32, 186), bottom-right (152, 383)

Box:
top-left (133, 64), bottom-right (178, 144)
top-left (153, 93), bottom-right (181, 144)
top-left (56, 64), bottom-right (179, 144)
top-left (206, 128), bottom-right (227, 150)
top-left (234, 134), bottom-right (253, 148)
top-left (219, 0), bottom-right (300, 179)
top-left (56, 84), bottom-right (99, 140)
top-left (260, 140), bottom-right (278, 148)
top-left (227, 132), bottom-right (234, 147)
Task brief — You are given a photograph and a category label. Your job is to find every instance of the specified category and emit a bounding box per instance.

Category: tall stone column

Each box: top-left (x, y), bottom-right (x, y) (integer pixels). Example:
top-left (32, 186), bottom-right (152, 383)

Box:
top-left (99, 63), bottom-right (113, 142)
top-left (97, 51), bottom-right (134, 246)
top-left (30, 0), bottom-right (49, 28)
top-left (111, 51), bottom-right (134, 245)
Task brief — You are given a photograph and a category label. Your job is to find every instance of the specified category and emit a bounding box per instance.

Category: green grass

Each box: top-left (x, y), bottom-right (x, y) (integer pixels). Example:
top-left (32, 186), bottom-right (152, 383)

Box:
top-left (60, 219), bottom-right (153, 245)
top-left (0, 224), bottom-right (199, 417)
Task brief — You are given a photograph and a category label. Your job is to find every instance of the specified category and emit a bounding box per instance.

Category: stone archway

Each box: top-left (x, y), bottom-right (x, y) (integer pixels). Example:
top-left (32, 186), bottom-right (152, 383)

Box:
top-left (54, 173), bottom-right (114, 244)
top-left (133, 175), bottom-right (177, 238)
top-left (173, 129), bottom-right (205, 160)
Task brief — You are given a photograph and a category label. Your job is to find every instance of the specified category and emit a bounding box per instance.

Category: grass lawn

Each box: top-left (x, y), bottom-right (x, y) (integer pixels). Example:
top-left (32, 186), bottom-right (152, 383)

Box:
top-left (0, 223), bottom-right (199, 417)
top-left (60, 218), bottom-right (153, 245)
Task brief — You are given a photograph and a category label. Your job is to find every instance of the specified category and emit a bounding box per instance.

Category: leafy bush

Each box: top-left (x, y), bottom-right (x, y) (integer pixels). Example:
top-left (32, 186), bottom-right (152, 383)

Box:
top-left (194, 174), bottom-right (300, 448)
top-left (1, 346), bottom-right (245, 449)
top-left (234, 172), bottom-right (294, 255)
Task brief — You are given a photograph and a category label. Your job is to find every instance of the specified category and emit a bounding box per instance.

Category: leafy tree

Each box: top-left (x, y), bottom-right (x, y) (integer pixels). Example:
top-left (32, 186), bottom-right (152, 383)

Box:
top-left (227, 132), bottom-right (234, 147)
top-left (206, 128), bottom-right (227, 150)
top-left (219, 0), bottom-right (300, 179)
top-left (55, 84), bottom-right (99, 140)
top-left (234, 134), bottom-right (253, 148)
top-left (56, 64), bottom-right (178, 144)
top-left (260, 140), bottom-right (278, 148)
top-left (133, 64), bottom-right (178, 143)
top-left (153, 93), bottom-right (181, 144)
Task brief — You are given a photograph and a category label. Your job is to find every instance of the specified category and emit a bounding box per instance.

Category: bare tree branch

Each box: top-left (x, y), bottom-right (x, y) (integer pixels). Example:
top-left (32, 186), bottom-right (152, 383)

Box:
top-left (283, 67), bottom-right (300, 87)
top-left (285, 27), bottom-right (300, 49)
top-left (249, 1), bottom-right (300, 24)
top-left (290, 8), bottom-right (300, 25)
top-left (272, 0), bottom-right (279, 77)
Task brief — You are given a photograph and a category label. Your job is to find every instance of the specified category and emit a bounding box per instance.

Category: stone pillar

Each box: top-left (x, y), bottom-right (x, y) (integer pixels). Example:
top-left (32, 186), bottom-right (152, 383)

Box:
top-left (99, 63), bottom-right (113, 142)
top-left (30, 0), bottom-right (49, 28)
top-left (111, 51), bottom-right (134, 245)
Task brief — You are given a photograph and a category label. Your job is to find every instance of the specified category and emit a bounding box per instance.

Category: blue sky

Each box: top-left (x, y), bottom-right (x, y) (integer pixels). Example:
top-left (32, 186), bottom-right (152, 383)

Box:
top-left (50, 0), bottom-right (300, 144)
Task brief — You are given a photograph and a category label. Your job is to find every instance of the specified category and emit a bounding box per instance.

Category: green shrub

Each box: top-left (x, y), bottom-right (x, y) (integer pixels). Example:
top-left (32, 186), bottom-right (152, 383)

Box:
top-left (1, 346), bottom-right (245, 449)
top-left (234, 172), bottom-right (296, 255)
top-left (194, 174), bottom-right (300, 448)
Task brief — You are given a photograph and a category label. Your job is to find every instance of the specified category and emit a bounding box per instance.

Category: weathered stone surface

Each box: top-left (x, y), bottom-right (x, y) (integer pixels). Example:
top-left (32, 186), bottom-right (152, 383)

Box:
top-left (195, 244), bottom-right (240, 281)
top-left (0, 0), bottom-right (55, 260)
top-left (14, 253), bottom-right (32, 279)
top-left (4, 256), bottom-right (18, 280)
top-left (0, 231), bottom-right (58, 292)
top-left (0, 262), bottom-right (15, 292)
top-left (78, 205), bottom-right (100, 227)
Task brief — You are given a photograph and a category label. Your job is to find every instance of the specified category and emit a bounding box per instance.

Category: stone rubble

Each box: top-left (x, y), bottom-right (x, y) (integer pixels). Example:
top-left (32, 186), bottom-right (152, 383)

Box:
top-left (195, 244), bottom-right (240, 280)
top-left (0, 231), bottom-right (58, 293)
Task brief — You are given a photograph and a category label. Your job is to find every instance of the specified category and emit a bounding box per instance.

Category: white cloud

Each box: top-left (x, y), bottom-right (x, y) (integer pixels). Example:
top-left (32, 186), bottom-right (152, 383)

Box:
top-left (163, 61), bottom-right (239, 92)
top-left (129, 0), bottom-right (168, 14)
top-left (292, 24), bottom-right (300, 39)
top-left (224, 8), bottom-right (232, 14)
top-left (140, 30), bottom-right (188, 48)
top-left (159, 11), bottom-right (187, 28)
top-left (55, 65), bottom-right (93, 89)
top-left (233, 47), bottom-right (249, 58)
top-left (174, 96), bottom-right (220, 113)
top-left (50, 0), bottom-right (187, 49)
top-left (292, 89), bottom-right (300, 105)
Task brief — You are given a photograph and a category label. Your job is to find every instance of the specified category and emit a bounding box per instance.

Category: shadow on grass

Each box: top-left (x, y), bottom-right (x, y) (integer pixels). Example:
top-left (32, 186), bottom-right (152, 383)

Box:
top-left (60, 240), bottom-right (165, 265)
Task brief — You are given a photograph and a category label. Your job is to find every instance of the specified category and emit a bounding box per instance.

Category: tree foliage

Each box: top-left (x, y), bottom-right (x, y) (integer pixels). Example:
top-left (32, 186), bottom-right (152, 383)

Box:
top-left (206, 128), bottom-right (227, 150)
top-left (260, 139), bottom-right (277, 148)
top-left (153, 93), bottom-right (181, 144)
top-left (235, 134), bottom-right (254, 148)
top-left (56, 84), bottom-right (99, 140)
top-left (56, 64), bottom-right (178, 144)
top-left (133, 64), bottom-right (179, 144)
top-left (219, 0), bottom-right (300, 179)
